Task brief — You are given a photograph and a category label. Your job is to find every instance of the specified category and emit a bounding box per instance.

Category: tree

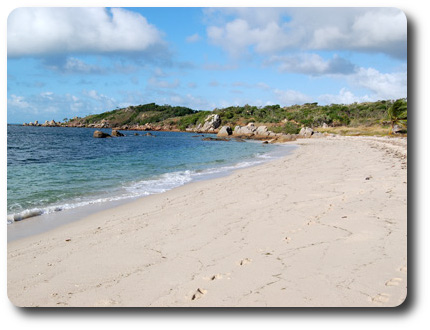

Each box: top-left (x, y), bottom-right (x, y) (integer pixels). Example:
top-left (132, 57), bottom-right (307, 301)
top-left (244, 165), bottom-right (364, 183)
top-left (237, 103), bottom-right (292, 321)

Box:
top-left (388, 99), bottom-right (407, 133)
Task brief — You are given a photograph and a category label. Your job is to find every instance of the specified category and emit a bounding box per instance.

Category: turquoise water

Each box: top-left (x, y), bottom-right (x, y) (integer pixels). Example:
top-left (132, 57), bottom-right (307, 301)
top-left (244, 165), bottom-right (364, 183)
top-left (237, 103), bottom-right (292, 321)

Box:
top-left (7, 125), bottom-right (295, 224)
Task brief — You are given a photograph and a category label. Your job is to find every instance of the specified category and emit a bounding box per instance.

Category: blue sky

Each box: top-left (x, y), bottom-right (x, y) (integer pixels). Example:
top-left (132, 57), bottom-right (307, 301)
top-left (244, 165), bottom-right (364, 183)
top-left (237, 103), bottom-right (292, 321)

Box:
top-left (7, 7), bottom-right (407, 123)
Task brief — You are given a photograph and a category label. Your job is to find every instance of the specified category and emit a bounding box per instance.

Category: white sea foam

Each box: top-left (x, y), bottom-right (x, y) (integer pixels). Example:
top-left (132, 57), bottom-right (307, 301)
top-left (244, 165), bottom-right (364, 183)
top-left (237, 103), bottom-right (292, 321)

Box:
top-left (7, 144), bottom-right (296, 224)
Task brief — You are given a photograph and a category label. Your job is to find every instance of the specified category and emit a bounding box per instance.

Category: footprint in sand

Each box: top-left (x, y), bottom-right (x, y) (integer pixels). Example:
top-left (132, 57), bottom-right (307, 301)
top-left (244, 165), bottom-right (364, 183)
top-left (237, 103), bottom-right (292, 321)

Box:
top-left (210, 274), bottom-right (222, 281)
top-left (372, 293), bottom-right (390, 303)
top-left (239, 258), bottom-right (252, 266)
top-left (191, 288), bottom-right (207, 300)
top-left (385, 278), bottom-right (402, 286)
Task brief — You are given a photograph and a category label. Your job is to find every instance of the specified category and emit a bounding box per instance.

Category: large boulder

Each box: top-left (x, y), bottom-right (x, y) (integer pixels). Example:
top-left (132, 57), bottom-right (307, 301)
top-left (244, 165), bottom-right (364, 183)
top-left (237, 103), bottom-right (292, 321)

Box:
top-left (217, 126), bottom-right (232, 137)
top-left (93, 130), bottom-right (111, 138)
top-left (254, 126), bottom-right (270, 138)
top-left (277, 134), bottom-right (296, 142)
top-left (201, 114), bottom-right (221, 132)
top-left (111, 130), bottom-right (124, 137)
top-left (233, 124), bottom-right (257, 137)
top-left (299, 127), bottom-right (314, 138)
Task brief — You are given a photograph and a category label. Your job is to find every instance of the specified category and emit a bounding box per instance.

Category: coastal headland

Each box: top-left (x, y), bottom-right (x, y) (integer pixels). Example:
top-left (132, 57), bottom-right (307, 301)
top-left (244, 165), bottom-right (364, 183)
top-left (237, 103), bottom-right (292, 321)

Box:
top-left (7, 135), bottom-right (407, 307)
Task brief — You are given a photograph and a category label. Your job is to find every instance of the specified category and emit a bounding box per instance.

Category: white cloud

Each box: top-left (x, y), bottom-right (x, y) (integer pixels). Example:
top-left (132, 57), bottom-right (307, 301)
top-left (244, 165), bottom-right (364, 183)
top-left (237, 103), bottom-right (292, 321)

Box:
top-left (348, 67), bottom-right (407, 100)
top-left (205, 8), bottom-right (406, 58)
top-left (318, 88), bottom-right (372, 105)
top-left (268, 53), bottom-right (356, 76)
top-left (148, 77), bottom-right (180, 89)
top-left (51, 57), bottom-right (105, 74)
top-left (186, 33), bottom-right (201, 43)
top-left (40, 91), bottom-right (54, 100)
top-left (8, 7), bottom-right (166, 57)
top-left (274, 89), bottom-right (313, 105)
top-left (8, 94), bottom-right (30, 108)
top-left (82, 89), bottom-right (117, 109)
top-left (7, 91), bottom-right (109, 123)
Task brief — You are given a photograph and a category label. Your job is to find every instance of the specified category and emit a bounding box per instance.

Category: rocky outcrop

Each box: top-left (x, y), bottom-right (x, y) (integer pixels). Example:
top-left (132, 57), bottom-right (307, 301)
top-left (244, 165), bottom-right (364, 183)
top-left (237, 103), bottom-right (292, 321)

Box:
top-left (217, 126), bottom-right (232, 137)
top-left (255, 125), bottom-right (269, 137)
top-left (275, 134), bottom-right (296, 143)
top-left (40, 119), bottom-right (59, 127)
top-left (196, 114), bottom-right (221, 133)
top-left (93, 130), bottom-right (111, 138)
top-left (233, 123), bottom-right (278, 140)
top-left (111, 130), bottom-right (124, 137)
top-left (233, 123), bottom-right (257, 137)
top-left (202, 137), bottom-right (230, 142)
top-left (299, 127), bottom-right (314, 138)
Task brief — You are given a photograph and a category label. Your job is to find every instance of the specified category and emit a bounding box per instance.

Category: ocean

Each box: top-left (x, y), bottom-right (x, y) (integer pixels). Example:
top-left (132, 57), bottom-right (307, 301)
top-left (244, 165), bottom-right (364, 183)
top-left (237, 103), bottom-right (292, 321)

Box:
top-left (7, 125), bottom-right (295, 225)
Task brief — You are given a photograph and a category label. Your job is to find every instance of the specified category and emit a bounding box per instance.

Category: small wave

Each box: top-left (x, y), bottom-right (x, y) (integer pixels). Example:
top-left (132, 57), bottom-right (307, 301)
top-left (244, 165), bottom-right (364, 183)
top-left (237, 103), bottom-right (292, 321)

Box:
top-left (7, 171), bottom-right (195, 224)
top-left (7, 145), bottom-right (295, 225)
top-left (124, 170), bottom-right (193, 195)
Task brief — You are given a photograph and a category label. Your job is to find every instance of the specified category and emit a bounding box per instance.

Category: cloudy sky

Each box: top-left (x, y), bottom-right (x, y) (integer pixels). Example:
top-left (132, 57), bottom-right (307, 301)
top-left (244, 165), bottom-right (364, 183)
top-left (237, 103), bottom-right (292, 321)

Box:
top-left (7, 7), bottom-right (407, 123)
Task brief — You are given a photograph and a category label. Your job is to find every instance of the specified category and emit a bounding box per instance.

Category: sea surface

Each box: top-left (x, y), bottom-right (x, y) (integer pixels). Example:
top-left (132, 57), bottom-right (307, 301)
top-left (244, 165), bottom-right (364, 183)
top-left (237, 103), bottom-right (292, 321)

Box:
top-left (7, 125), bottom-right (295, 224)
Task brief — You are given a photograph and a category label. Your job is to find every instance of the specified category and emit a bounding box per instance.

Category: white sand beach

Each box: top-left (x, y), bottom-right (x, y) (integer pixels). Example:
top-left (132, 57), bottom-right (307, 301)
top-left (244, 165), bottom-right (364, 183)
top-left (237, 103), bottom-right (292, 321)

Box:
top-left (7, 136), bottom-right (407, 307)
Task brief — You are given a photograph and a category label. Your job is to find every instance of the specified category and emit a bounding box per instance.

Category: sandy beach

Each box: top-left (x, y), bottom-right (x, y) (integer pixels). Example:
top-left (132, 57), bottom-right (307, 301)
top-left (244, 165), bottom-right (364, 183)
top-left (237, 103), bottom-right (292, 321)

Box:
top-left (7, 136), bottom-right (407, 307)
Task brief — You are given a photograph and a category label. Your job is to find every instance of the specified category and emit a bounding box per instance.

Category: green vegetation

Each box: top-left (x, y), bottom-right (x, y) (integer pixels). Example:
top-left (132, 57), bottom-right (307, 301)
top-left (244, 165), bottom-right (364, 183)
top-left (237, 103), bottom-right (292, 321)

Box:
top-left (68, 99), bottom-right (407, 136)
top-left (82, 103), bottom-right (199, 126)
top-left (388, 99), bottom-right (408, 132)
top-left (213, 100), bottom-right (399, 128)
top-left (270, 121), bottom-right (301, 135)
top-left (177, 111), bottom-right (211, 130)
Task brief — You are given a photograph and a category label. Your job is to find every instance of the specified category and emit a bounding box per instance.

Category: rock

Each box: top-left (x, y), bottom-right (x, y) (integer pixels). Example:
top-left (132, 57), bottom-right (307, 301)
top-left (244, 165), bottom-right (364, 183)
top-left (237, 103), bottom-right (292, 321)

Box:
top-left (256, 126), bottom-right (268, 135)
top-left (311, 132), bottom-right (325, 138)
top-left (217, 126), bottom-right (232, 137)
top-left (268, 134), bottom-right (296, 143)
top-left (254, 126), bottom-right (271, 138)
top-left (201, 114), bottom-right (221, 132)
top-left (134, 133), bottom-right (139, 136)
top-left (276, 134), bottom-right (296, 143)
top-left (49, 120), bottom-right (57, 126)
top-left (299, 127), bottom-right (314, 138)
top-left (233, 125), bottom-right (257, 137)
top-left (202, 137), bottom-right (229, 142)
top-left (111, 130), bottom-right (124, 137)
top-left (145, 132), bottom-right (154, 136)
top-left (93, 130), bottom-right (111, 138)
top-left (392, 125), bottom-right (405, 134)
top-left (322, 122), bottom-right (329, 128)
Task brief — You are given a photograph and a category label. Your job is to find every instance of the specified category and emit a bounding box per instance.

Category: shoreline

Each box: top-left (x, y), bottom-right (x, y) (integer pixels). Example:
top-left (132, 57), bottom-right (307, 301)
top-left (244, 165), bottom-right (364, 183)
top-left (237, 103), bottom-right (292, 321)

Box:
top-left (7, 136), bottom-right (407, 307)
top-left (7, 140), bottom-right (296, 242)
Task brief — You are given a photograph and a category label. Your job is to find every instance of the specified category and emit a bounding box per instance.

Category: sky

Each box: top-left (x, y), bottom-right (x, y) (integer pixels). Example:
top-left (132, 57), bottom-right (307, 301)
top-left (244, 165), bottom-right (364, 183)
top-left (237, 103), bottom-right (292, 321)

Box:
top-left (7, 7), bottom-right (407, 123)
